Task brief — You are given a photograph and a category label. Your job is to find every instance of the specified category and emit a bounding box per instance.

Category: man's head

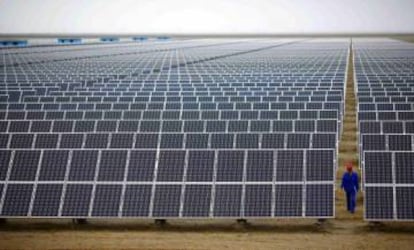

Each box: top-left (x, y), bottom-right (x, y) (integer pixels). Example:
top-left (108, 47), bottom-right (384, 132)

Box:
top-left (345, 162), bottom-right (353, 172)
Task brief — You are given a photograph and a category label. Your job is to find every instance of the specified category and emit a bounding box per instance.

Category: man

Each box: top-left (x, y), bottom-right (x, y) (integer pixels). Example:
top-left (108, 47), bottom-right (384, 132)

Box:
top-left (341, 162), bottom-right (359, 213)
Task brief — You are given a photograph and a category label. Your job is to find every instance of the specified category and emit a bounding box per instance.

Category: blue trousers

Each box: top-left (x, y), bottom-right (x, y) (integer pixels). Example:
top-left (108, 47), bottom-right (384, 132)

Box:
top-left (346, 191), bottom-right (356, 213)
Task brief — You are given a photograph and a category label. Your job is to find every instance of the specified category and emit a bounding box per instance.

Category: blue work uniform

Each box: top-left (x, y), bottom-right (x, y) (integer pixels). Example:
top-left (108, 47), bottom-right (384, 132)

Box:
top-left (341, 171), bottom-right (359, 213)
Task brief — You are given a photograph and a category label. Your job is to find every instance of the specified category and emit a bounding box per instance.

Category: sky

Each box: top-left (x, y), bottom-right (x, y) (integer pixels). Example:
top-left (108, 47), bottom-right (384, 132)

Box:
top-left (0, 0), bottom-right (413, 34)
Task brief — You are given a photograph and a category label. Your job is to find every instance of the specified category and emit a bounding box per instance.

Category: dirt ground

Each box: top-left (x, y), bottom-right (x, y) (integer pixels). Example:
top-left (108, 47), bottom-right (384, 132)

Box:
top-left (1, 40), bottom-right (414, 250)
top-left (1, 218), bottom-right (414, 250)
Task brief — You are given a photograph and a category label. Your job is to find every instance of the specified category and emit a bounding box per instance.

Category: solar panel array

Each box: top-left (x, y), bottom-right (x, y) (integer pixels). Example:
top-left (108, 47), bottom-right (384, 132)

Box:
top-left (355, 38), bottom-right (414, 221)
top-left (0, 38), bottom-right (347, 218)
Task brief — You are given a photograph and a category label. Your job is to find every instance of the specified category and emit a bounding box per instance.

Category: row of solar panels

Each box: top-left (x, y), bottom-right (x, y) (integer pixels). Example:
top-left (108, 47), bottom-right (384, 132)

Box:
top-left (3, 90), bottom-right (346, 98)
top-left (0, 39), bottom-right (236, 59)
top-left (3, 93), bottom-right (346, 103)
top-left (2, 65), bottom-right (345, 80)
top-left (0, 149), bottom-right (335, 182)
top-left (0, 110), bottom-right (340, 120)
top-left (0, 37), bottom-right (190, 55)
top-left (1, 80), bottom-right (346, 85)
top-left (358, 96), bottom-right (414, 103)
top-left (357, 87), bottom-right (414, 92)
top-left (0, 119), bottom-right (339, 133)
top-left (357, 91), bottom-right (414, 97)
top-left (1, 76), bottom-right (346, 81)
top-left (4, 95), bottom-right (345, 103)
top-left (0, 132), bottom-right (337, 150)
top-left (10, 88), bottom-right (346, 94)
top-left (354, 83), bottom-right (414, 87)
top-left (0, 183), bottom-right (333, 218)
top-left (0, 148), bottom-right (334, 218)
top-left (360, 134), bottom-right (414, 153)
top-left (13, 94), bottom-right (345, 102)
top-left (1, 101), bottom-right (344, 112)
top-left (35, 86), bottom-right (346, 92)
top-left (2, 77), bottom-right (346, 81)
top-left (358, 111), bottom-right (414, 121)
top-left (358, 103), bottom-right (414, 111)
top-left (0, 40), bottom-right (298, 68)
top-left (359, 121), bottom-right (414, 134)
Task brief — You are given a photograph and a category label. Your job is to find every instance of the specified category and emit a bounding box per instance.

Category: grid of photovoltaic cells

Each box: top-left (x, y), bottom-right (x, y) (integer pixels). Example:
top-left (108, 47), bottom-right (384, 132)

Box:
top-left (355, 38), bottom-right (414, 221)
top-left (0, 38), bottom-right (347, 218)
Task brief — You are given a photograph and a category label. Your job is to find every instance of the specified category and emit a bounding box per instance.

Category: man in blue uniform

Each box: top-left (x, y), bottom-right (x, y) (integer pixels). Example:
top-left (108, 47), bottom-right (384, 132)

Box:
top-left (341, 162), bottom-right (359, 213)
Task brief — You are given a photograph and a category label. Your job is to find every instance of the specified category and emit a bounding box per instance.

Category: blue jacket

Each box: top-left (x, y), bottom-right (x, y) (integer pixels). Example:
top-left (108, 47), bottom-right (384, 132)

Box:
top-left (341, 172), bottom-right (359, 193)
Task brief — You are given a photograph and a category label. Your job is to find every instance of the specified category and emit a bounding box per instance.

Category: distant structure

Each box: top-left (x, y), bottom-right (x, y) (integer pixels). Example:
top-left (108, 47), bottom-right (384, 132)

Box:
top-left (100, 37), bottom-right (120, 43)
top-left (57, 38), bottom-right (82, 45)
top-left (157, 36), bottom-right (170, 40)
top-left (0, 40), bottom-right (28, 47)
top-left (132, 36), bottom-right (148, 41)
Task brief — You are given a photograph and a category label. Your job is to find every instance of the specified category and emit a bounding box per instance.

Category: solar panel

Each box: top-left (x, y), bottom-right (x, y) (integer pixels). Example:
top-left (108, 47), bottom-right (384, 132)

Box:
top-left (69, 150), bottom-right (98, 181)
top-left (211, 133), bottom-right (233, 149)
top-left (10, 134), bottom-right (33, 148)
top-left (213, 185), bottom-right (242, 217)
top-left (152, 185), bottom-right (181, 217)
top-left (312, 134), bottom-right (337, 149)
top-left (236, 134), bottom-right (259, 148)
top-left (60, 134), bottom-right (83, 148)
top-left (276, 150), bottom-right (303, 182)
top-left (388, 135), bottom-right (412, 151)
top-left (364, 152), bottom-right (392, 184)
top-left (98, 150), bottom-right (127, 181)
top-left (92, 185), bottom-right (122, 217)
top-left (183, 185), bottom-right (211, 217)
top-left (157, 150), bottom-right (186, 182)
top-left (135, 134), bottom-right (158, 148)
top-left (246, 151), bottom-right (273, 181)
top-left (396, 187), bottom-right (414, 220)
top-left (216, 151), bottom-right (244, 182)
top-left (31, 184), bottom-right (63, 216)
top-left (118, 121), bottom-right (139, 132)
top-left (365, 186), bottom-right (394, 220)
top-left (383, 122), bottom-right (403, 133)
top-left (122, 185), bottom-right (152, 217)
top-left (359, 121), bottom-right (381, 134)
top-left (85, 134), bottom-right (109, 148)
top-left (39, 150), bottom-right (68, 181)
top-left (62, 184), bottom-right (93, 216)
top-left (35, 134), bottom-right (59, 148)
top-left (110, 134), bottom-right (134, 148)
top-left (244, 185), bottom-right (272, 217)
top-left (306, 184), bottom-right (333, 217)
top-left (274, 184), bottom-right (302, 217)
top-left (306, 150), bottom-right (334, 181)
top-left (10, 150), bottom-right (40, 181)
top-left (186, 151), bottom-right (214, 181)
top-left (160, 134), bottom-right (184, 148)
top-left (361, 135), bottom-right (386, 151)
top-left (127, 151), bottom-right (156, 181)
top-left (1, 184), bottom-right (33, 216)
top-left (0, 151), bottom-right (12, 180)
top-left (287, 134), bottom-right (310, 149)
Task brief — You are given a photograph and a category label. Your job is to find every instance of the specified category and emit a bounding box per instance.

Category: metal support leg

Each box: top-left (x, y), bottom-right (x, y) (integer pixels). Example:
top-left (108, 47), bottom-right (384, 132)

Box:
top-left (236, 219), bottom-right (248, 225)
top-left (154, 219), bottom-right (167, 226)
top-left (72, 218), bottom-right (87, 225)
